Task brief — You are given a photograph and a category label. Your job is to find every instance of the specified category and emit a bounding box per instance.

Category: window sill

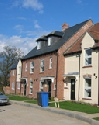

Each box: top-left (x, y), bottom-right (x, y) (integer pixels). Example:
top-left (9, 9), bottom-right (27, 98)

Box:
top-left (49, 68), bottom-right (52, 70)
top-left (30, 72), bottom-right (34, 74)
top-left (40, 71), bottom-right (44, 74)
top-left (82, 98), bottom-right (92, 100)
top-left (82, 65), bottom-right (92, 68)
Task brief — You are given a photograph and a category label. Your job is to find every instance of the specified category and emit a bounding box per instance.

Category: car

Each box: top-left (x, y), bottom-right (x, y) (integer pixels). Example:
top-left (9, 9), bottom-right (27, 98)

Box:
top-left (0, 92), bottom-right (10, 105)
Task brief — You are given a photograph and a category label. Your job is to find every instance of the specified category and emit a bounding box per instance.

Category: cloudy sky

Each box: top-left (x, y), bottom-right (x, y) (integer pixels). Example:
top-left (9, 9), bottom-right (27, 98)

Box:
top-left (0, 0), bottom-right (99, 55)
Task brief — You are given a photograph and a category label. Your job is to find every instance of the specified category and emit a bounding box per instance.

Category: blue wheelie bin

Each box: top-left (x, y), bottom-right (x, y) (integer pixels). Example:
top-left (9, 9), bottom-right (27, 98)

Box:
top-left (37, 92), bottom-right (48, 107)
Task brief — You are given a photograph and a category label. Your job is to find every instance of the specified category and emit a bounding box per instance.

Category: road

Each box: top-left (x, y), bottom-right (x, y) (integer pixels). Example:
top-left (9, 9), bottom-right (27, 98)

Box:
top-left (0, 104), bottom-right (90, 125)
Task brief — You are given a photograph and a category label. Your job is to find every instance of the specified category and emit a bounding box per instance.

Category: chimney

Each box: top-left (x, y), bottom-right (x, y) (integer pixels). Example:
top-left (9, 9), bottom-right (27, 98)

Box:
top-left (62, 23), bottom-right (69, 31)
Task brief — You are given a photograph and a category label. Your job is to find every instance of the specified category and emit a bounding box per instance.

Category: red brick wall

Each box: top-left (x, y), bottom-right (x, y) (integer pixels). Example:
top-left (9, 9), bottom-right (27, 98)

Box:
top-left (22, 52), bottom-right (57, 98)
top-left (57, 20), bottom-right (93, 99)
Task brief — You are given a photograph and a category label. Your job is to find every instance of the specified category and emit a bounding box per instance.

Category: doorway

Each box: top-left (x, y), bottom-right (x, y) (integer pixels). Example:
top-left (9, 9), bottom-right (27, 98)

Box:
top-left (48, 79), bottom-right (51, 99)
top-left (71, 79), bottom-right (75, 100)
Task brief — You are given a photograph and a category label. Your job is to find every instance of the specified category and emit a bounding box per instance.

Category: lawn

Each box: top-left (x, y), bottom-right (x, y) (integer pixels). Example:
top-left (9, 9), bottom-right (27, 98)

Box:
top-left (93, 117), bottom-right (99, 121)
top-left (7, 94), bottom-right (99, 114)
top-left (49, 101), bottom-right (99, 114)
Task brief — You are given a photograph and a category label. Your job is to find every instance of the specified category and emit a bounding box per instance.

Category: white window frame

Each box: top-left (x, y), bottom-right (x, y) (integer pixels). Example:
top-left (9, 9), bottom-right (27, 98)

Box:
top-left (30, 81), bottom-right (33, 94)
top-left (49, 57), bottom-right (52, 69)
top-left (84, 78), bottom-right (91, 98)
top-left (37, 41), bottom-right (41, 50)
top-left (48, 37), bottom-right (51, 46)
top-left (40, 60), bottom-right (44, 72)
top-left (40, 81), bottom-right (43, 91)
top-left (17, 82), bottom-right (20, 89)
top-left (25, 63), bottom-right (27, 72)
top-left (12, 82), bottom-right (15, 90)
top-left (13, 70), bottom-right (15, 76)
top-left (85, 48), bottom-right (92, 66)
top-left (30, 62), bottom-right (34, 73)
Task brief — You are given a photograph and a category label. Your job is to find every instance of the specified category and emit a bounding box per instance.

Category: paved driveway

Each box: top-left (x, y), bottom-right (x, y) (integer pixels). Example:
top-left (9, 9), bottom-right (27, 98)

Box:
top-left (0, 104), bottom-right (90, 125)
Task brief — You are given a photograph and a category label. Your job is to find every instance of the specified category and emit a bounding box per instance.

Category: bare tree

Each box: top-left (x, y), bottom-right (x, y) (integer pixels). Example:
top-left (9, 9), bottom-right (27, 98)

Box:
top-left (0, 46), bottom-right (24, 86)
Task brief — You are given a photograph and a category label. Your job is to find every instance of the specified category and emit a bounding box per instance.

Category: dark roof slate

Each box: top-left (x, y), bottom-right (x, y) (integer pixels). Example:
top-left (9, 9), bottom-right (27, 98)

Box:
top-left (10, 62), bottom-right (18, 70)
top-left (23, 20), bottom-right (89, 60)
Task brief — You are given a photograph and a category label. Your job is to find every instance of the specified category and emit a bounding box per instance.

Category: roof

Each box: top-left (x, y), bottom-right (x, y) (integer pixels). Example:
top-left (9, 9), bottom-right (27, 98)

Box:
top-left (88, 23), bottom-right (99, 40)
top-left (10, 62), bottom-right (18, 70)
top-left (64, 23), bottom-right (99, 55)
top-left (47, 31), bottom-right (63, 37)
top-left (23, 20), bottom-right (90, 60)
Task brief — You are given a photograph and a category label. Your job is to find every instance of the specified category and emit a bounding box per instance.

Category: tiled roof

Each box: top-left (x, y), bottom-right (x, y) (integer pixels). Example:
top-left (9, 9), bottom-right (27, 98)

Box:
top-left (10, 62), bottom-right (18, 70)
top-left (64, 23), bottom-right (99, 55)
top-left (88, 23), bottom-right (99, 40)
top-left (23, 20), bottom-right (90, 60)
top-left (64, 36), bottom-right (83, 55)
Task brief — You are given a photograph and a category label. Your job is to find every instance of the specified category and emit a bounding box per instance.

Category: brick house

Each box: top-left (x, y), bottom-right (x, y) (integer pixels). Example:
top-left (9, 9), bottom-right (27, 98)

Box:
top-left (10, 60), bottom-right (22, 95)
top-left (10, 19), bottom-right (93, 100)
top-left (64, 23), bottom-right (99, 105)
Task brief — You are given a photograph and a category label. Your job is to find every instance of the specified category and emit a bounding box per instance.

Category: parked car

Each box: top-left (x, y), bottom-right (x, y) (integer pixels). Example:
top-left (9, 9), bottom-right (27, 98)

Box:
top-left (0, 92), bottom-right (9, 105)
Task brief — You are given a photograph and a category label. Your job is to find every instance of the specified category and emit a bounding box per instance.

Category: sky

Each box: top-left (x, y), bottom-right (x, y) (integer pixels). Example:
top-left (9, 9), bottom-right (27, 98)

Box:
top-left (0, 0), bottom-right (99, 55)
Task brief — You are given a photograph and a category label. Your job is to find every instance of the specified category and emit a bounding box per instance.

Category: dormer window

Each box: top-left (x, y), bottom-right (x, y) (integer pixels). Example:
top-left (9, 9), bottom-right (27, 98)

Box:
top-left (48, 38), bottom-right (51, 46)
top-left (37, 41), bottom-right (41, 50)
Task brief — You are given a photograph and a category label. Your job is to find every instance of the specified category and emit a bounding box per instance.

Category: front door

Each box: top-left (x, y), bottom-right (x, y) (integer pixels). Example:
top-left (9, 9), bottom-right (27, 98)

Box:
top-left (71, 79), bottom-right (75, 100)
top-left (48, 80), bottom-right (51, 99)
top-left (24, 84), bottom-right (27, 96)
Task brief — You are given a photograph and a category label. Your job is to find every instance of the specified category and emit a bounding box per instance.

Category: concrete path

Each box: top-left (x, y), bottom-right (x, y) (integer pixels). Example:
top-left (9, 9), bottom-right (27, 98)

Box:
top-left (10, 100), bottom-right (99, 125)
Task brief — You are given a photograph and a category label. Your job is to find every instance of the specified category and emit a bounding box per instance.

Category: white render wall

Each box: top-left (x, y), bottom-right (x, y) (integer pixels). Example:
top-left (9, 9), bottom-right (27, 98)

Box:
top-left (64, 32), bottom-right (99, 105)
top-left (17, 60), bottom-right (22, 82)
top-left (64, 55), bottom-right (80, 101)
top-left (80, 32), bottom-right (98, 104)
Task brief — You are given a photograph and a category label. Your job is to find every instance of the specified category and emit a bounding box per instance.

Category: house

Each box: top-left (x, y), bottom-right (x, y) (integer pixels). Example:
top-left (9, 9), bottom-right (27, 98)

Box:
top-left (63, 23), bottom-right (99, 105)
top-left (10, 19), bottom-right (93, 100)
top-left (10, 60), bottom-right (22, 94)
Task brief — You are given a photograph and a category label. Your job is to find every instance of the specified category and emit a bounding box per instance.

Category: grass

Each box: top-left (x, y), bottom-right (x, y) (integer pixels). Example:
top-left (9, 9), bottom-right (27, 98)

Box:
top-left (93, 117), bottom-right (99, 121)
top-left (7, 94), bottom-right (99, 114)
top-left (7, 94), bottom-right (33, 101)
top-left (49, 101), bottom-right (99, 114)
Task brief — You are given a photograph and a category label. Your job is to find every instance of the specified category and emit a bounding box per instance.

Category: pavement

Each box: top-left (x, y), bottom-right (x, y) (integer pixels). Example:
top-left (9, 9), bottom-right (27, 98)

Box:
top-left (10, 100), bottom-right (99, 125)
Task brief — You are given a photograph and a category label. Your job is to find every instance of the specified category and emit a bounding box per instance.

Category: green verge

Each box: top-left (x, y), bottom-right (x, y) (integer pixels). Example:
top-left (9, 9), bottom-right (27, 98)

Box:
top-left (93, 117), bottom-right (99, 121)
top-left (49, 101), bottom-right (99, 114)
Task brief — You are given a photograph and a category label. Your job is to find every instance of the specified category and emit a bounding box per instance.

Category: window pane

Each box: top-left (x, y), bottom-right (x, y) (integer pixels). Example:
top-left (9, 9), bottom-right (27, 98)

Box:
top-left (84, 79), bottom-right (91, 97)
top-left (86, 49), bottom-right (92, 56)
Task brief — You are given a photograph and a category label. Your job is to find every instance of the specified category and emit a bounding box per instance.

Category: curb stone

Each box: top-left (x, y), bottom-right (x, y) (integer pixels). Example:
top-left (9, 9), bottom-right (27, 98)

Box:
top-left (10, 101), bottom-right (99, 125)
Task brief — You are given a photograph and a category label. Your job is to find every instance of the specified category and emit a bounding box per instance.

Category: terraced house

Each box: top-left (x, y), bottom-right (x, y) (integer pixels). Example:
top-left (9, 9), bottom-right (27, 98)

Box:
top-left (64, 23), bottom-right (99, 105)
top-left (10, 19), bottom-right (93, 100)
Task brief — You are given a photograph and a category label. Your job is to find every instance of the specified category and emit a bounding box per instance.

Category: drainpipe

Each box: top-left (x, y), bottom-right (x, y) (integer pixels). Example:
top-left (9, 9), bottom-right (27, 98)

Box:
top-left (55, 52), bottom-right (58, 97)
top-left (78, 53), bottom-right (81, 101)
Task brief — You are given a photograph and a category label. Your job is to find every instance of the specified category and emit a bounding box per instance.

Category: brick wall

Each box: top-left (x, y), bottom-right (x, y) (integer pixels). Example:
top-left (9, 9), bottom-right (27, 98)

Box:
top-left (57, 20), bottom-right (93, 99)
top-left (21, 52), bottom-right (57, 98)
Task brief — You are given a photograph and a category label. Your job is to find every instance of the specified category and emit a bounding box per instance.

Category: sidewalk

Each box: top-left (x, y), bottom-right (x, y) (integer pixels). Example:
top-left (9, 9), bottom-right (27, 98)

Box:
top-left (10, 100), bottom-right (99, 125)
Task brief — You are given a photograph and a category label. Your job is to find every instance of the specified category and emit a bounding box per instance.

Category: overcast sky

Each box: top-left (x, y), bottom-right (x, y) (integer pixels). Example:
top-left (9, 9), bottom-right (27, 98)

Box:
top-left (0, 0), bottom-right (99, 55)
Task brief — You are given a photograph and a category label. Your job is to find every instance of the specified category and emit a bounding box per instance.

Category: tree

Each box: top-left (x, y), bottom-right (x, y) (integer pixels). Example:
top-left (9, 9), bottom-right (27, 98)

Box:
top-left (0, 46), bottom-right (24, 86)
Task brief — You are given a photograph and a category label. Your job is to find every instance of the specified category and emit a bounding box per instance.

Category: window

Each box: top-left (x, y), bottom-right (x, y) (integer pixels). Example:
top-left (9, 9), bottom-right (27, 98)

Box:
top-left (40, 81), bottom-right (43, 91)
top-left (49, 57), bottom-right (52, 69)
top-left (37, 41), bottom-right (41, 49)
top-left (12, 70), bottom-right (15, 76)
top-left (25, 63), bottom-right (27, 72)
top-left (17, 82), bottom-right (20, 89)
top-left (12, 83), bottom-right (15, 90)
top-left (30, 80), bottom-right (33, 94)
top-left (40, 60), bottom-right (44, 72)
top-left (48, 38), bottom-right (51, 46)
top-left (30, 62), bottom-right (34, 73)
top-left (85, 48), bottom-right (92, 66)
top-left (84, 79), bottom-right (91, 97)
